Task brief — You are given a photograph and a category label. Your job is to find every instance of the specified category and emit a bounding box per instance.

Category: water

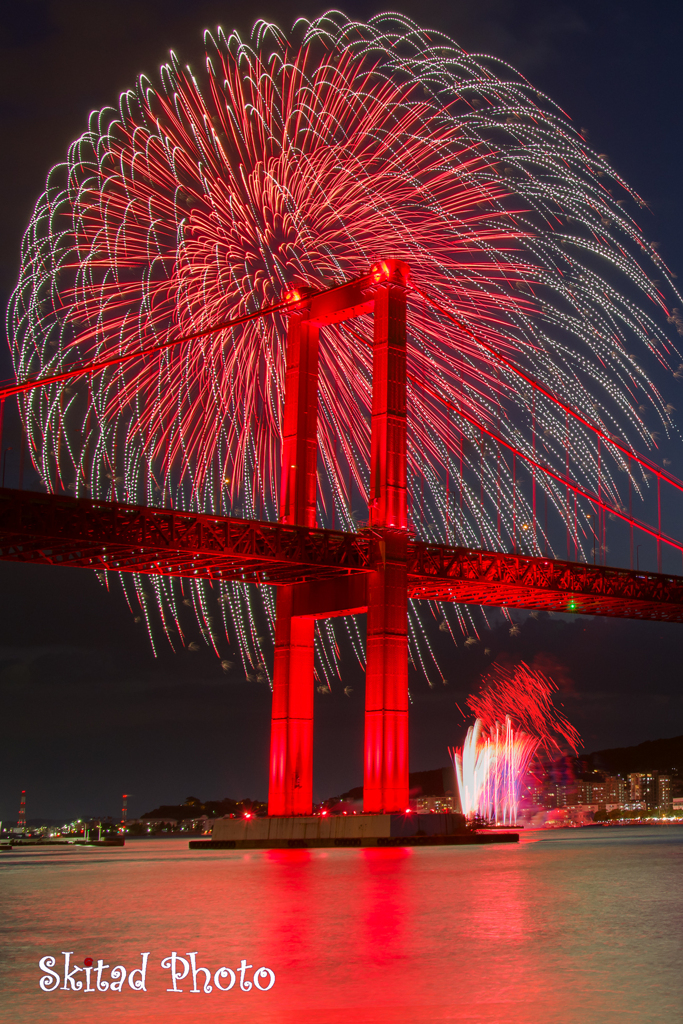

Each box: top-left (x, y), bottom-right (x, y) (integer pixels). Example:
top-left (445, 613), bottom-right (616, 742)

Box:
top-left (1, 827), bottom-right (682, 1023)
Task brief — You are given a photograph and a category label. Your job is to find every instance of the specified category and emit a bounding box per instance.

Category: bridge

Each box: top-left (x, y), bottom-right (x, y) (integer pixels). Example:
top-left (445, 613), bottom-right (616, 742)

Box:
top-left (2, 259), bottom-right (683, 816)
top-left (2, 486), bottom-right (682, 621)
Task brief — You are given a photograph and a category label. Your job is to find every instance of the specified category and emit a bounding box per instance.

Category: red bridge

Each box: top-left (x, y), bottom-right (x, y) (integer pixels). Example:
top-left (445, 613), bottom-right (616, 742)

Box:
top-left (2, 259), bottom-right (683, 816)
top-left (2, 486), bottom-right (682, 620)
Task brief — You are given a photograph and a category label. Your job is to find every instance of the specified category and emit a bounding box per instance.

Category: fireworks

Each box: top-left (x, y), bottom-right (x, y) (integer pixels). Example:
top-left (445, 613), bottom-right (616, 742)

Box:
top-left (467, 661), bottom-right (580, 758)
top-left (453, 661), bottom-right (578, 822)
top-left (453, 717), bottom-right (538, 824)
top-left (8, 12), bottom-right (681, 681)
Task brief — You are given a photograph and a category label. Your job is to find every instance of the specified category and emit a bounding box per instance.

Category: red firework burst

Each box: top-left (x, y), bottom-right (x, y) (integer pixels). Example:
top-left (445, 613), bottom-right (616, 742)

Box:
top-left (467, 661), bottom-right (580, 757)
top-left (9, 12), bottom-right (679, 675)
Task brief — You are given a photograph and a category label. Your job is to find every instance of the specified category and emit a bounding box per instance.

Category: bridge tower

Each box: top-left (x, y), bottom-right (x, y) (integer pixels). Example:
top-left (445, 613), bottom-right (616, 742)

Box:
top-left (268, 260), bottom-right (410, 815)
top-left (268, 292), bottom-right (319, 816)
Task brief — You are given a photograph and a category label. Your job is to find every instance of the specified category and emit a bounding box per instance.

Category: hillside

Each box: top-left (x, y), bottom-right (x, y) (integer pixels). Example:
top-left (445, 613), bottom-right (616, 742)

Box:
top-left (140, 738), bottom-right (683, 819)
top-left (585, 735), bottom-right (683, 774)
top-left (141, 795), bottom-right (266, 820)
top-left (330, 766), bottom-right (456, 804)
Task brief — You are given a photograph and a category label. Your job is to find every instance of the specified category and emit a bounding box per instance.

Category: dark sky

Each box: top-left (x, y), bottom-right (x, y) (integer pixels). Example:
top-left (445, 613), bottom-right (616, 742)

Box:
top-left (1, 0), bottom-right (682, 823)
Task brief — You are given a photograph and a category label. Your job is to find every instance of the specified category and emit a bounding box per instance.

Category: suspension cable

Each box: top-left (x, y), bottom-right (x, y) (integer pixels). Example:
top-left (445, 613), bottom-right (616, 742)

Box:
top-left (330, 311), bottom-right (683, 557)
top-left (3, 278), bottom-right (680, 558)
top-left (419, 372), bottom-right (683, 558)
top-left (412, 283), bottom-right (683, 496)
top-left (0, 295), bottom-right (296, 401)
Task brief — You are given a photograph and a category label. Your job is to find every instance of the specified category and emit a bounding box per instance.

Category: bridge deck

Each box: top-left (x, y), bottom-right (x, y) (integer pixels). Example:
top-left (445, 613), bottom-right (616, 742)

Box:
top-left (408, 545), bottom-right (683, 622)
top-left (1, 488), bottom-right (682, 621)
top-left (0, 487), bottom-right (370, 584)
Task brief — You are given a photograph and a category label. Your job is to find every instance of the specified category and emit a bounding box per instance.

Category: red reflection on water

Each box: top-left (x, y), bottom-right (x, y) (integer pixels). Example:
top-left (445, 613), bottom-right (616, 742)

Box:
top-left (358, 847), bottom-right (412, 978)
top-left (4, 835), bottom-right (682, 1024)
top-left (361, 847), bottom-right (413, 863)
top-left (264, 848), bottom-right (313, 864)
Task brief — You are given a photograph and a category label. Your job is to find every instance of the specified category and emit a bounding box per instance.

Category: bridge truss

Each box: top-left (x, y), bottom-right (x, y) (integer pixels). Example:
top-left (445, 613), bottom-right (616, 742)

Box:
top-left (2, 486), bottom-right (682, 622)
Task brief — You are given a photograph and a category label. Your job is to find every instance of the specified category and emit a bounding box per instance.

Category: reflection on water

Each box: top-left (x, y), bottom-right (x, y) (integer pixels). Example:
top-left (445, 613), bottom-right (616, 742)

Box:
top-left (1, 827), bottom-right (682, 1023)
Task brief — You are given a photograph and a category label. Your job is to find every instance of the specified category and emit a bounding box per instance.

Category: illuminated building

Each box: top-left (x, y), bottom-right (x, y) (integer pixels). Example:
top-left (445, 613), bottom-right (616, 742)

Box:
top-left (590, 777), bottom-right (627, 805)
top-left (657, 776), bottom-right (672, 810)
top-left (414, 796), bottom-right (456, 814)
top-left (628, 773), bottom-right (672, 811)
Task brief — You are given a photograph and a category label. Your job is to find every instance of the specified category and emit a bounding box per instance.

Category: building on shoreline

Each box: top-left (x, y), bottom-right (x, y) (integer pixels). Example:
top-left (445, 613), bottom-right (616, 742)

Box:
top-left (517, 767), bottom-right (678, 826)
top-left (628, 773), bottom-right (672, 811)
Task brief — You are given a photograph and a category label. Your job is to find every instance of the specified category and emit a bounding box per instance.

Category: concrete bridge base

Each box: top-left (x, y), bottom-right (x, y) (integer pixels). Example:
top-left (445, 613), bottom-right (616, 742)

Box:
top-left (188, 813), bottom-right (519, 849)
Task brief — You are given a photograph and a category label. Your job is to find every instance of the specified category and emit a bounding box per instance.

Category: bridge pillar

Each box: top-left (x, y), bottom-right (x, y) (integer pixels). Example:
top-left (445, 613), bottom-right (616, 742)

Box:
top-left (279, 305), bottom-right (319, 531)
top-left (268, 305), bottom-right (318, 816)
top-left (364, 262), bottom-right (410, 813)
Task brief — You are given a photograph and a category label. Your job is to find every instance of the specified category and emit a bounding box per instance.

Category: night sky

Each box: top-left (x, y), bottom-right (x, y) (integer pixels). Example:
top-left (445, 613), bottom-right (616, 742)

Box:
top-left (1, 0), bottom-right (682, 824)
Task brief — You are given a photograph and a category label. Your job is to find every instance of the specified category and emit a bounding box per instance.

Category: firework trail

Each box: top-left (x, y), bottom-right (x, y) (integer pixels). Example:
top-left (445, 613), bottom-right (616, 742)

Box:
top-left (452, 716), bottom-right (538, 824)
top-left (468, 661), bottom-right (580, 757)
top-left (8, 12), bottom-right (681, 681)
top-left (453, 661), bottom-right (577, 821)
